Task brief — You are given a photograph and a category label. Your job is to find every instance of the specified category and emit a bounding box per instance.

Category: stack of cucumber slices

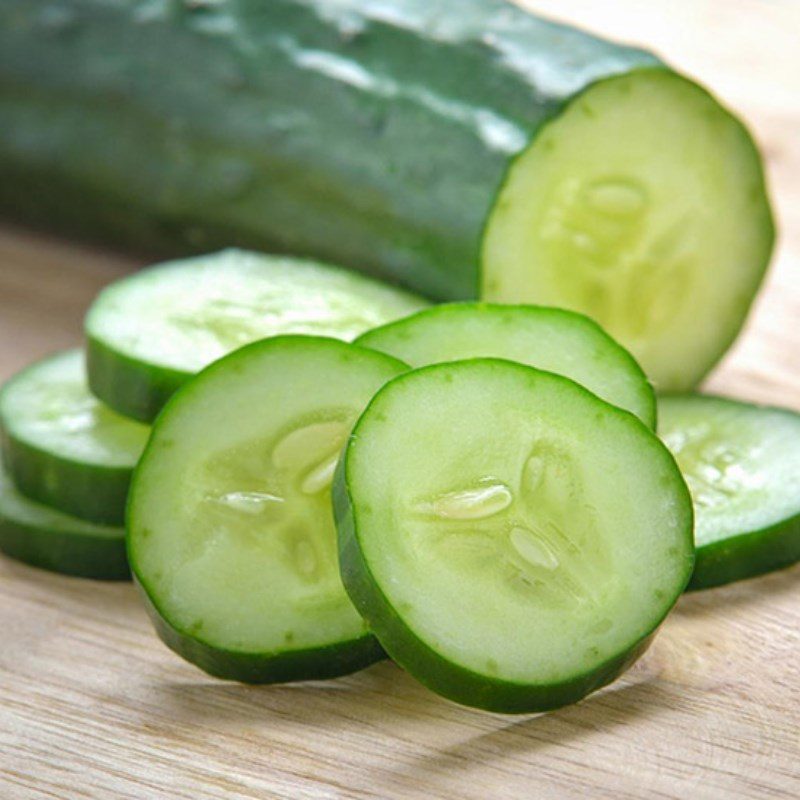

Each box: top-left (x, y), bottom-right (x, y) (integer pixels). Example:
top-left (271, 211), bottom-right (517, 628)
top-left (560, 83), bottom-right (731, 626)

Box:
top-left (0, 250), bottom-right (426, 578)
top-left (2, 250), bottom-right (798, 714)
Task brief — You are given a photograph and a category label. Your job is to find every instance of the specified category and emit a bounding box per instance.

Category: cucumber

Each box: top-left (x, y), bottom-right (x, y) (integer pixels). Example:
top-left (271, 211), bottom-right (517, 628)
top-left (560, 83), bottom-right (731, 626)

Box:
top-left (86, 249), bottom-right (427, 422)
top-left (0, 465), bottom-right (127, 580)
top-left (334, 360), bottom-right (693, 713)
top-left (128, 335), bottom-right (407, 683)
top-left (357, 303), bottom-right (655, 427)
top-left (658, 395), bottom-right (800, 590)
top-left (0, 1), bottom-right (773, 390)
top-left (482, 70), bottom-right (774, 391)
top-left (0, 349), bottom-right (149, 525)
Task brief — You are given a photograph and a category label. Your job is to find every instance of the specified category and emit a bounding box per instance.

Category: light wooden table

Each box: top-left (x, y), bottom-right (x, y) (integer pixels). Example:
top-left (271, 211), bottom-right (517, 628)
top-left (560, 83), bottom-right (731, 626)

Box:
top-left (1, 2), bottom-right (798, 798)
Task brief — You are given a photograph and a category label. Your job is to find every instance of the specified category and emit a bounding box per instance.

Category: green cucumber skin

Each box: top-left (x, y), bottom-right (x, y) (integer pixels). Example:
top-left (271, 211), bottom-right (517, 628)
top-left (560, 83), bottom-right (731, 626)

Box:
top-left (0, 494), bottom-right (128, 580)
top-left (334, 456), bottom-right (656, 713)
top-left (87, 333), bottom-right (189, 424)
top-left (0, 0), bottom-right (658, 299)
top-left (136, 577), bottom-right (386, 684)
top-left (0, 517), bottom-right (128, 580)
top-left (688, 512), bottom-right (800, 591)
top-left (1, 426), bottom-right (133, 525)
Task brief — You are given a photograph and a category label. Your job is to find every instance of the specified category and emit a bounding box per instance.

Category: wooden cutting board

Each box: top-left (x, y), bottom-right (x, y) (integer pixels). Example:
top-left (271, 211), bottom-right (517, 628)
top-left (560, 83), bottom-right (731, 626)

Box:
top-left (0, 1), bottom-right (798, 797)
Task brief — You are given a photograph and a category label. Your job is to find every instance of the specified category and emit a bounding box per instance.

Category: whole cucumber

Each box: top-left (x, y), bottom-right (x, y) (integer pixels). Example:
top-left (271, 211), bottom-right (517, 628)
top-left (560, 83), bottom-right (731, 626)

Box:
top-left (0, 1), bottom-right (773, 390)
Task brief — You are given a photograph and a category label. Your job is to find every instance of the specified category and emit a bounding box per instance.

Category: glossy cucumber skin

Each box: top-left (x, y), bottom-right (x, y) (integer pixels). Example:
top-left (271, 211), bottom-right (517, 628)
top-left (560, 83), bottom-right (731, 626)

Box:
top-left (689, 512), bottom-right (800, 590)
top-left (1, 425), bottom-right (133, 525)
top-left (334, 458), bottom-right (656, 713)
top-left (0, 0), bottom-right (657, 299)
top-left (137, 577), bottom-right (386, 683)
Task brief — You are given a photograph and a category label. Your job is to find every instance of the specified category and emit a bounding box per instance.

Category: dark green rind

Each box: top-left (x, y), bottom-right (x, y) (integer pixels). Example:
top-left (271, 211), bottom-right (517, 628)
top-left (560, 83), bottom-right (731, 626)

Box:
top-left (136, 576), bottom-right (386, 683)
top-left (1, 425), bottom-right (134, 525)
top-left (0, 0), bottom-right (660, 299)
top-left (87, 332), bottom-right (189, 424)
top-left (334, 361), bottom-right (694, 713)
top-left (356, 302), bottom-right (657, 429)
top-left (688, 512), bottom-right (800, 591)
top-left (128, 335), bottom-right (408, 683)
top-left (0, 471), bottom-right (128, 580)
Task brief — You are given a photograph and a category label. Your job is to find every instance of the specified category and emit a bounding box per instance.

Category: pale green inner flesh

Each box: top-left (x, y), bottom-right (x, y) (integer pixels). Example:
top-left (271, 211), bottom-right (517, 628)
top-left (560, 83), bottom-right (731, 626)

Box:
top-left (358, 304), bottom-right (654, 426)
top-left (87, 249), bottom-right (427, 373)
top-left (0, 464), bottom-right (122, 538)
top-left (482, 70), bottom-right (773, 391)
top-left (131, 340), bottom-right (405, 653)
top-left (659, 396), bottom-right (800, 546)
top-left (351, 362), bottom-right (691, 684)
top-left (0, 349), bottom-right (149, 466)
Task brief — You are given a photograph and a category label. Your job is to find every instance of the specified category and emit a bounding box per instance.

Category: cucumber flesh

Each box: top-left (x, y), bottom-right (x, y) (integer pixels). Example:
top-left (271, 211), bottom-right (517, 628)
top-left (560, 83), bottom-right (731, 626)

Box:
top-left (86, 249), bottom-right (427, 422)
top-left (659, 395), bottom-right (800, 589)
top-left (0, 465), bottom-right (127, 580)
top-left (128, 336), bottom-right (408, 683)
top-left (335, 360), bottom-right (693, 712)
top-left (0, 349), bottom-right (149, 525)
top-left (357, 303), bottom-right (655, 427)
top-left (482, 69), bottom-right (774, 391)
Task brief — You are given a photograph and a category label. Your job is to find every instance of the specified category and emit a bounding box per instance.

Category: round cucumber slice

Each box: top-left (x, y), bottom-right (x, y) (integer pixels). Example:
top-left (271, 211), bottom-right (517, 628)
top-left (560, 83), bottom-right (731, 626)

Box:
top-left (86, 249), bottom-right (428, 422)
top-left (335, 360), bottom-right (693, 713)
top-left (659, 394), bottom-right (800, 590)
top-left (357, 303), bottom-right (655, 427)
top-left (128, 335), bottom-right (408, 683)
top-left (0, 465), bottom-right (127, 580)
top-left (0, 349), bottom-right (149, 525)
top-left (482, 69), bottom-right (774, 392)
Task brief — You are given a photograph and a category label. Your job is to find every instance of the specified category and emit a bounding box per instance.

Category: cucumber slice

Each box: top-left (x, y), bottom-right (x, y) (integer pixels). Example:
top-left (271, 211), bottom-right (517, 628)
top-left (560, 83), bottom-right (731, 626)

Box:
top-left (659, 395), bottom-right (800, 590)
top-left (482, 70), bottom-right (774, 391)
top-left (334, 360), bottom-right (693, 713)
top-left (0, 465), bottom-right (127, 580)
top-left (128, 336), bottom-right (408, 683)
top-left (357, 303), bottom-right (655, 427)
top-left (0, 349), bottom-right (149, 525)
top-left (86, 249), bottom-right (427, 422)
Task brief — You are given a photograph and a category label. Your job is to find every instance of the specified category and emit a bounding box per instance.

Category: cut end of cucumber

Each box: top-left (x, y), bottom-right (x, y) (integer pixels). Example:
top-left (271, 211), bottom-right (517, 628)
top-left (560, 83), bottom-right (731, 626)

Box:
top-left (129, 336), bottom-right (407, 677)
top-left (482, 68), bottom-right (774, 391)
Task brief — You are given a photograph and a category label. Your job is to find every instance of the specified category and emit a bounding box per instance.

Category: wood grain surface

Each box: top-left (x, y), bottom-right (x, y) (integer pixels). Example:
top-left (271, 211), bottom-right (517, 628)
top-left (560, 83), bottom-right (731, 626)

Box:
top-left (1, 1), bottom-right (798, 798)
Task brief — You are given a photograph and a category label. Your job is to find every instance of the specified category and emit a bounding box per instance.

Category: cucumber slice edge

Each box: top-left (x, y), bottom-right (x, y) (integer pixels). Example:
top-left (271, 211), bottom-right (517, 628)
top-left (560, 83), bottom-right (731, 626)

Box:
top-left (0, 465), bottom-right (128, 580)
top-left (356, 301), bottom-right (657, 428)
